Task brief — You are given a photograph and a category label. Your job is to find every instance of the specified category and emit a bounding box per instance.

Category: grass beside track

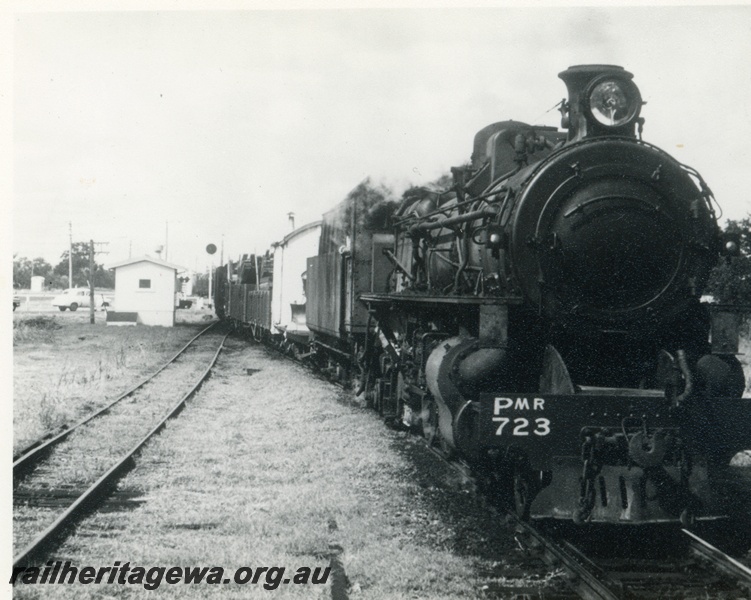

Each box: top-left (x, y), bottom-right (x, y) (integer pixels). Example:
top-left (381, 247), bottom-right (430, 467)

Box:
top-left (13, 317), bottom-right (747, 597)
top-left (15, 339), bottom-right (564, 599)
top-left (12, 310), bottom-right (214, 454)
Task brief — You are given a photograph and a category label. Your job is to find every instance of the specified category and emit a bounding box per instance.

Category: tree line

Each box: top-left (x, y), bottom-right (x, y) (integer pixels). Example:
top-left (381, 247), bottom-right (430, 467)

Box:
top-left (705, 215), bottom-right (751, 305)
top-left (12, 218), bottom-right (751, 304)
top-left (13, 241), bottom-right (214, 295)
top-left (13, 242), bottom-right (114, 290)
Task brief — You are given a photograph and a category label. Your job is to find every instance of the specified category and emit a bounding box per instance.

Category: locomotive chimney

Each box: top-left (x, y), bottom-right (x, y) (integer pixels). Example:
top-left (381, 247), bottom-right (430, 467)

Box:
top-left (288, 212), bottom-right (295, 230)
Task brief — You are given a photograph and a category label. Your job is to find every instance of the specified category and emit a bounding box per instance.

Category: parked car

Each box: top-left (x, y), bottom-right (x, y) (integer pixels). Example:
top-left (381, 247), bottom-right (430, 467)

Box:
top-left (13, 295), bottom-right (21, 311)
top-left (52, 288), bottom-right (109, 312)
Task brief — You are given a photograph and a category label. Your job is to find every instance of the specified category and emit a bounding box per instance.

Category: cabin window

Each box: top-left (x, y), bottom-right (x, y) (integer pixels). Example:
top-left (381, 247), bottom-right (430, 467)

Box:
top-left (139, 279), bottom-right (151, 289)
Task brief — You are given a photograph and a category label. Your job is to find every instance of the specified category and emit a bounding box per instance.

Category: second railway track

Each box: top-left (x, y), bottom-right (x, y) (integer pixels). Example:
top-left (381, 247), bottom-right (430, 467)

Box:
top-left (13, 323), bottom-right (230, 568)
top-left (265, 334), bottom-right (751, 599)
top-left (13, 321), bottom-right (218, 472)
top-left (418, 430), bottom-right (751, 599)
top-left (514, 521), bottom-right (751, 599)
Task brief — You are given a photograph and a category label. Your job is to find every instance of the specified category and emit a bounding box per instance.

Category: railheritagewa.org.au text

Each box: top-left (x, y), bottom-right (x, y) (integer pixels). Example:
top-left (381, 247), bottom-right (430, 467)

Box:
top-left (11, 561), bottom-right (330, 590)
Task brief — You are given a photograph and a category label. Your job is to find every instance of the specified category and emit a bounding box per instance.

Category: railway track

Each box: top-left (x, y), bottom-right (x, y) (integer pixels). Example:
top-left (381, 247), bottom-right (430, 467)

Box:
top-left (510, 517), bottom-right (751, 599)
top-left (225, 335), bottom-right (751, 598)
top-left (420, 441), bottom-right (751, 599)
top-left (13, 323), bottom-right (230, 569)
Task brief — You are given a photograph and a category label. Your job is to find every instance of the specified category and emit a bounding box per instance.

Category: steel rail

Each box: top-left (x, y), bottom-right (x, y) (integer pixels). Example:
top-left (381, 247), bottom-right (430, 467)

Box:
top-left (511, 517), bottom-right (624, 600)
top-left (13, 321), bottom-right (218, 483)
top-left (252, 333), bottom-right (751, 599)
top-left (12, 330), bottom-right (230, 569)
top-left (426, 434), bottom-right (751, 599)
top-left (683, 528), bottom-right (751, 589)
top-left (420, 439), bottom-right (625, 600)
top-left (427, 437), bottom-right (746, 600)
top-left (418, 440), bottom-right (616, 598)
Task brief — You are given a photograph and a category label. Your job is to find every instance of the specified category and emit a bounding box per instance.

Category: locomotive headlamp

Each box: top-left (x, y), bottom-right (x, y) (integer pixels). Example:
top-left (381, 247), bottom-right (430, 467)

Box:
top-left (585, 77), bottom-right (641, 128)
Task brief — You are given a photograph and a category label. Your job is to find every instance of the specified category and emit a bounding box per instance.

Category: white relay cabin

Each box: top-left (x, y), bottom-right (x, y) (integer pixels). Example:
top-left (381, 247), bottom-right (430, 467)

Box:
top-left (271, 221), bottom-right (322, 340)
top-left (108, 256), bottom-right (184, 326)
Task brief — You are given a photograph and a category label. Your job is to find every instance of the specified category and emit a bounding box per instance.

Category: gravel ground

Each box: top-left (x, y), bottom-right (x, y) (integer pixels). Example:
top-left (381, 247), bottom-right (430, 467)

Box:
top-left (12, 338), bottom-right (565, 599)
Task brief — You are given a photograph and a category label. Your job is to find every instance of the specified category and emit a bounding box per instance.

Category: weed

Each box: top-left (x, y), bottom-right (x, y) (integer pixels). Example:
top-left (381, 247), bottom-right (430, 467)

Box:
top-left (16, 354), bottom-right (123, 449)
top-left (38, 388), bottom-right (74, 432)
top-left (16, 315), bottom-right (61, 330)
top-left (12, 316), bottom-right (62, 345)
top-left (114, 343), bottom-right (128, 368)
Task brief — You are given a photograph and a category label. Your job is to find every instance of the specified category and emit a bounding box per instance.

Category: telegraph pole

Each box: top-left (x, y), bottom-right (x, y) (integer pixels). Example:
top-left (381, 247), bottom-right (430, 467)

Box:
top-left (88, 240), bottom-right (110, 324)
top-left (68, 222), bottom-right (73, 289)
top-left (208, 259), bottom-right (213, 306)
top-left (89, 240), bottom-right (95, 324)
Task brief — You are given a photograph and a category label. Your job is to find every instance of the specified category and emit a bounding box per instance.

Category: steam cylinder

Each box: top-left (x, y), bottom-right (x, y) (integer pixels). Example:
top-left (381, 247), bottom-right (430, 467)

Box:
top-left (425, 336), bottom-right (510, 451)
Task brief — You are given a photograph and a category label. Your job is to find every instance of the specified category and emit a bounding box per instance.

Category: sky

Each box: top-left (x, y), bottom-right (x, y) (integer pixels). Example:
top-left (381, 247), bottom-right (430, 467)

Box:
top-left (6, 2), bottom-right (751, 276)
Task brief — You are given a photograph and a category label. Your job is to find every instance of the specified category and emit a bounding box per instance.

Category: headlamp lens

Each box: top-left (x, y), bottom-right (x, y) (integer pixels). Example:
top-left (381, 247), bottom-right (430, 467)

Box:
top-left (589, 80), bottom-right (637, 127)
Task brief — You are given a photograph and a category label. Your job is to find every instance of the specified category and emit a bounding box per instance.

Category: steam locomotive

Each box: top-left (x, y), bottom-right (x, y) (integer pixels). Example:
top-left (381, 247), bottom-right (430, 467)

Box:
top-left (217, 65), bottom-right (750, 536)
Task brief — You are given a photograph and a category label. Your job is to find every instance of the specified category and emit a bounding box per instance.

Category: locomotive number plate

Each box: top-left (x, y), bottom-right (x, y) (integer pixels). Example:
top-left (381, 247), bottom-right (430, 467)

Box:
top-left (478, 393), bottom-right (690, 468)
top-left (490, 397), bottom-right (550, 437)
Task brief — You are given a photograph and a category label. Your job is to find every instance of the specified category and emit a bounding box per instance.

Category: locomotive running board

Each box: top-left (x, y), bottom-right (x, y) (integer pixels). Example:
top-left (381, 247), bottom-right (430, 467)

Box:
top-left (360, 293), bottom-right (524, 306)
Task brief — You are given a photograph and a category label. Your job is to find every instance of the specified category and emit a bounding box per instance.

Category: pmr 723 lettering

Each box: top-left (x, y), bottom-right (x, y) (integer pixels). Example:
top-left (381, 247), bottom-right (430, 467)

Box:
top-left (492, 397), bottom-right (550, 437)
